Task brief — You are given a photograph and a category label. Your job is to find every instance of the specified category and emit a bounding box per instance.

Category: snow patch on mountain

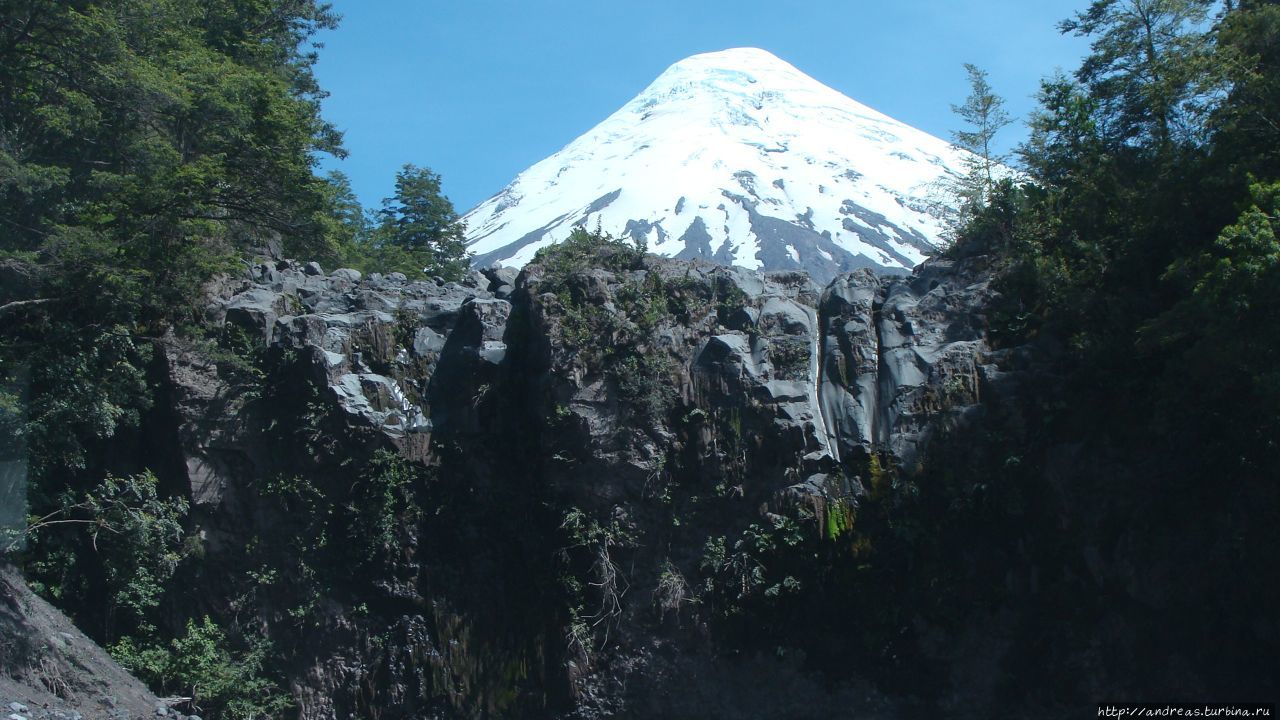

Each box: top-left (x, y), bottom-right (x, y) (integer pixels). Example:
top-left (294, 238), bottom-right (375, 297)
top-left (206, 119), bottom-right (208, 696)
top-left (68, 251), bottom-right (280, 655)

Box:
top-left (463, 47), bottom-right (967, 281)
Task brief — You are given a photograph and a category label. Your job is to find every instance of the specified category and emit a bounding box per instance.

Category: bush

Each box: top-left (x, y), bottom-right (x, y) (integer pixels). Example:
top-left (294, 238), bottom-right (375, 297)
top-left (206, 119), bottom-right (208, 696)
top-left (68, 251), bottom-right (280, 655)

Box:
top-left (113, 617), bottom-right (293, 720)
top-left (768, 338), bottom-right (810, 381)
top-left (611, 353), bottom-right (677, 422)
top-left (349, 450), bottom-right (424, 562)
top-left (18, 472), bottom-right (188, 641)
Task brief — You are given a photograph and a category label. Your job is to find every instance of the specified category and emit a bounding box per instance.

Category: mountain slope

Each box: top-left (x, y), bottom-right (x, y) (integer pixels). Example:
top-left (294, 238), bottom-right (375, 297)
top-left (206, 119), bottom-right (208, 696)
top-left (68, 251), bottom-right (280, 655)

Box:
top-left (464, 47), bottom-right (967, 281)
top-left (1, 564), bottom-right (165, 719)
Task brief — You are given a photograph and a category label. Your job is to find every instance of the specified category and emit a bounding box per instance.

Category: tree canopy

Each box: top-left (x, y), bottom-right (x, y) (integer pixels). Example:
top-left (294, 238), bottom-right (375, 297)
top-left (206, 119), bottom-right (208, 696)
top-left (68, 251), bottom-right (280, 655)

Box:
top-left (371, 164), bottom-right (472, 281)
top-left (0, 4), bottom-right (372, 713)
top-left (941, 2), bottom-right (1280, 685)
top-left (0, 0), bottom-right (346, 328)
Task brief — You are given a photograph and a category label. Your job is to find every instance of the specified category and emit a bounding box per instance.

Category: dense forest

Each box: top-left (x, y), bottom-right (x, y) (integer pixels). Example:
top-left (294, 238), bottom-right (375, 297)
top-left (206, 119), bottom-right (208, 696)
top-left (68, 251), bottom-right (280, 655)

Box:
top-left (862, 0), bottom-right (1280, 701)
top-left (0, 1), bottom-right (471, 714)
top-left (1, 0), bottom-right (1277, 717)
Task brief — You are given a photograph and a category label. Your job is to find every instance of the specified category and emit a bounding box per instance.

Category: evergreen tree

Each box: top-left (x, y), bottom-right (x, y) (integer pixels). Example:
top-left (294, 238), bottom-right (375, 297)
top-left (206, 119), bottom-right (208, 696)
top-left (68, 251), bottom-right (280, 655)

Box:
top-left (940, 63), bottom-right (1012, 243)
top-left (908, 1), bottom-right (1280, 702)
top-left (1020, 74), bottom-right (1104, 188)
top-left (951, 63), bottom-right (1013, 207)
top-left (374, 164), bottom-right (471, 281)
top-left (1212, 0), bottom-right (1280, 179)
top-left (320, 170), bottom-right (373, 263)
top-left (1060, 0), bottom-right (1218, 149)
top-left (0, 0), bottom-right (344, 327)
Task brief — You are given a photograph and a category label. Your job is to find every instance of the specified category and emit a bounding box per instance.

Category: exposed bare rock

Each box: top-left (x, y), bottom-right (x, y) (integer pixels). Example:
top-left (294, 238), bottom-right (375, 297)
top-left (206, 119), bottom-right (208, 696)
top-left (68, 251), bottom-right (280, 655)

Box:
top-left (42, 248), bottom-right (1006, 719)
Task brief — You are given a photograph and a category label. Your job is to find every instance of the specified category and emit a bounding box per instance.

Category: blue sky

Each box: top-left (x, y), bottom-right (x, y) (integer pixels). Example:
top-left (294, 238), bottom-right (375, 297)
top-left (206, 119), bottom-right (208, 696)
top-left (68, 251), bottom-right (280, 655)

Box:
top-left (313, 1), bottom-right (1091, 214)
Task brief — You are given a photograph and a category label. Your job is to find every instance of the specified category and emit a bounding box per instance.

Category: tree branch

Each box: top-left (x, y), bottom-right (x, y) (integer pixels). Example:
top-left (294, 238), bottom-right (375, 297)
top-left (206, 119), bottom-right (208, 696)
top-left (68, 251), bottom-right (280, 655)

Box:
top-left (0, 298), bottom-right (56, 316)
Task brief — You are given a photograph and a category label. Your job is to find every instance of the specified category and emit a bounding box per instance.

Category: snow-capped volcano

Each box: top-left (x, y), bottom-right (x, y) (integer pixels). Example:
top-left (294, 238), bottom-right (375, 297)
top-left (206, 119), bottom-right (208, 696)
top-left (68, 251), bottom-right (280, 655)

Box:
top-left (464, 47), bottom-right (967, 281)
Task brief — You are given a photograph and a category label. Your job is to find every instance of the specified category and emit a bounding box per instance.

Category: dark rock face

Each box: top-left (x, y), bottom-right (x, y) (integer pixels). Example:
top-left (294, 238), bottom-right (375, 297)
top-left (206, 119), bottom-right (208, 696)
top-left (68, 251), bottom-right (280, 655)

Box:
top-left (819, 259), bottom-right (994, 469)
top-left (7, 247), bottom-right (1274, 716)
top-left (137, 252), bottom-right (1003, 718)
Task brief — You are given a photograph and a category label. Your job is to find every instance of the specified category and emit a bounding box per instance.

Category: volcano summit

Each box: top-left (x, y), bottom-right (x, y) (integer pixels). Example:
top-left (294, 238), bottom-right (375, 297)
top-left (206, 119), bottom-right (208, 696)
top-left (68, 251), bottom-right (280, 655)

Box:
top-left (463, 47), bottom-right (968, 281)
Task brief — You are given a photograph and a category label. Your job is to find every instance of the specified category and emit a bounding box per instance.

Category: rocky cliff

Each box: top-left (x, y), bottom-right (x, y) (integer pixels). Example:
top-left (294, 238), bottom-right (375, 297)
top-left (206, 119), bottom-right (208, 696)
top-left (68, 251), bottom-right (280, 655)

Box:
top-left (122, 238), bottom-right (1018, 719)
top-left (9, 235), bottom-right (1270, 718)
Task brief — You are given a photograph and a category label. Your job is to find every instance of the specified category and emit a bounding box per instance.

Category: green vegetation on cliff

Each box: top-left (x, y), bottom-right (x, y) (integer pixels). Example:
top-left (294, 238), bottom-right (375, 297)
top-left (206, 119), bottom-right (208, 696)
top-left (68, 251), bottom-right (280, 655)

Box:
top-left (967, 0), bottom-right (1280, 492)
top-left (876, 0), bottom-right (1280, 702)
top-left (1, 0), bottom-right (1277, 717)
top-left (0, 1), bottom-right (459, 716)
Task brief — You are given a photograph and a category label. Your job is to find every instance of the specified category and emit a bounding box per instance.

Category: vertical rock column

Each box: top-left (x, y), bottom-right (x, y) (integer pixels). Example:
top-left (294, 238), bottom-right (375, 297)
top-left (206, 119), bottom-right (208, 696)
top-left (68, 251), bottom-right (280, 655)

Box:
top-left (818, 269), bottom-right (884, 460)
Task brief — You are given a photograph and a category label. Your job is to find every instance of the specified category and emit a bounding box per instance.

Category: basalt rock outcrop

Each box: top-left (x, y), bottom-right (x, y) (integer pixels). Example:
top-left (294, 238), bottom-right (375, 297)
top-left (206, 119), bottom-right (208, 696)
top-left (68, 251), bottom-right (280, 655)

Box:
top-left (5, 235), bottom-right (1273, 718)
top-left (129, 247), bottom-right (1011, 719)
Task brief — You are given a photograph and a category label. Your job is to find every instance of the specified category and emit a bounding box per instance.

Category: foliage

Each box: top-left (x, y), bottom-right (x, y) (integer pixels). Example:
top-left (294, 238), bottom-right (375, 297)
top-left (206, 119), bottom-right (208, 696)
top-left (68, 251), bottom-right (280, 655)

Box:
top-left (349, 449), bottom-right (425, 562)
top-left (949, 63), bottom-right (1013, 218)
top-left (698, 513), bottom-right (807, 618)
top-left (0, 1), bottom-right (500, 715)
top-left (1, 0), bottom-right (346, 657)
top-left (0, 0), bottom-right (344, 326)
top-left (6, 0), bottom-right (1279, 712)
top-left (985, 0), bottom-right (1279, 454)
top-left (697, 6), bottom-right (1280, 701)
top-left (767, 338), bottom-right (810, 381)
top-left (210, 322), bottom-right (268, 387)
top-left (113, 617), bottom-right (293, 720)
top-left (558, 505), bottom-right (635, 654)
top-left (19, 472), bottom-right (188, 641)
top-left (532, 227), bottom-right (683, 421)
top-left (82, 473), bottom-right (189, 637)
top-left (1061, 0), bottom-right (1218, 149)
top-left (1178, 180), bottom-right (1280, 309)
top-left (823, 499), bottom-right (855, 541)
top-left (372, 164), bottom-right (471, 280)
top-left (610, 353), bottom-right (677, 421)
top-left (908, 0), bottom-right (1280, 702)
top-left (532, 225), bottom-right (645, 283)
top-left (245, 452), bottom-right (429, 627)
top-left (654, 560), bottom-right (690, 617)
top-left (319, 167), bottom-right (473, 281)
top-left (17, 328), bottom-right (151, 476)
top-left (713, 277), bottom-right (751, 324)
top-left (1146, 179), bottom-right (1280, 473)
top-left (1211, 0), bottom-right (1280, 180)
